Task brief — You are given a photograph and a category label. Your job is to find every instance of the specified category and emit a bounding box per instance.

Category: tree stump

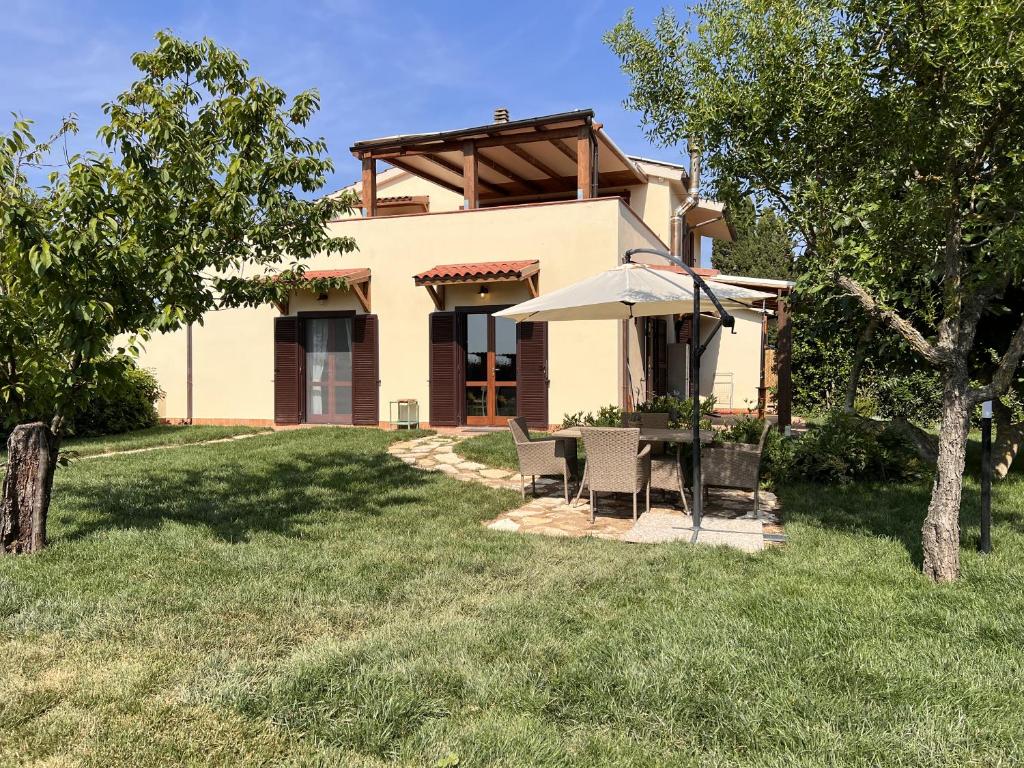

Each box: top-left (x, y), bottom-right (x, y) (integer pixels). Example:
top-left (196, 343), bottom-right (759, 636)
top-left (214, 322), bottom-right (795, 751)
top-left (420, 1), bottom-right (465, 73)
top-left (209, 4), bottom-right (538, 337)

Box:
top-left (1, 422), bottom-right (58, 554)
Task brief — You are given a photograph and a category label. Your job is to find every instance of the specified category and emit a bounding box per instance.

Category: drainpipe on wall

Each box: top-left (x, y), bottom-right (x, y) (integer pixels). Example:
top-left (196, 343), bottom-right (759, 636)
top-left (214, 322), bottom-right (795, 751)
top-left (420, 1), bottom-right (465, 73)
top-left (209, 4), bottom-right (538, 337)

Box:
top-left (669, 142), bottom-right (701, 265)
top-left (186, 322), bottom-right (193, 425)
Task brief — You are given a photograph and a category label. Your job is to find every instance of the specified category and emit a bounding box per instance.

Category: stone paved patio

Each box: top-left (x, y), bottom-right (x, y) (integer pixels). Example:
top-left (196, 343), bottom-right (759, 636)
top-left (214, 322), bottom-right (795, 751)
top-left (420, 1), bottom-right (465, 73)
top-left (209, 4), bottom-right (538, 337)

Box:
top-left (387, 433), bottom-right (783, 551)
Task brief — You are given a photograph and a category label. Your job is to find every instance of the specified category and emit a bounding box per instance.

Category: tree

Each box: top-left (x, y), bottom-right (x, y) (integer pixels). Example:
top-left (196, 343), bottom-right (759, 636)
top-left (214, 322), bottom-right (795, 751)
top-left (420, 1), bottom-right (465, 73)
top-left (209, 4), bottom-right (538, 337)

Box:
top-left (1, 32), bottom-right (357, 553)
top-left (609, 0), bottom-right (1024, 581)
top-left (711, 195), bottom-right (794, 278)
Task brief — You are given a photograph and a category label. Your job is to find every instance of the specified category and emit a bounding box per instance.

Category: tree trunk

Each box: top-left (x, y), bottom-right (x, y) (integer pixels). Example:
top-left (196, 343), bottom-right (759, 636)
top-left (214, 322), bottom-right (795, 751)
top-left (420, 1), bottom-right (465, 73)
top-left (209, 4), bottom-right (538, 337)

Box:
top-left (921, 368), bottom-right (971, 582)
top-left (1, 422), bottom-right (59, 554)
top-left (843, 316), bottom-right (878, 413)
top-left (992, 397), bottom-right (1023, 480)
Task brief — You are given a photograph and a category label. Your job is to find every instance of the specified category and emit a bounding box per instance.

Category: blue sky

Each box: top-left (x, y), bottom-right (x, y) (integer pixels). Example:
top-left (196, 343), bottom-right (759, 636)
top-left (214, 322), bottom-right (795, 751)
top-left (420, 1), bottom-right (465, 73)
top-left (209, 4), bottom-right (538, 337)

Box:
top-left (1, 0), bottom-right (689, 193)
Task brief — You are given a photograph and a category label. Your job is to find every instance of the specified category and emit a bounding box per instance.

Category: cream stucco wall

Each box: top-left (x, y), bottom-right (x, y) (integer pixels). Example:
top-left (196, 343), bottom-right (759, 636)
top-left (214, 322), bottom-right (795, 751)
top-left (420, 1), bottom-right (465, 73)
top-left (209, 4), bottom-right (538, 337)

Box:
top-left (139, 197), bottom-right (665, 425)
top-left (695, 306), bottom-right (764, 411)
top-left (137, 165), bottom-right (754, 426)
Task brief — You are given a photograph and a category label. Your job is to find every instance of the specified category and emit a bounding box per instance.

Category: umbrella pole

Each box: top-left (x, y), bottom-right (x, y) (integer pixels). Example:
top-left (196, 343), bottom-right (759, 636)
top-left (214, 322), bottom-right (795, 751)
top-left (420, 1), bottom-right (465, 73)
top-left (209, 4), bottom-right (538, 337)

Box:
top-left (691, 288), bottom-right (703, 528)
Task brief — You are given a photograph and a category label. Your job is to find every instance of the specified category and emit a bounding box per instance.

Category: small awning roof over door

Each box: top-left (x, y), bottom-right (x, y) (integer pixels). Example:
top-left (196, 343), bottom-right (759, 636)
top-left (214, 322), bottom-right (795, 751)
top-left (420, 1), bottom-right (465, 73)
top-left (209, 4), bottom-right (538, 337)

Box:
top-left (413, 260), bottom-right (539, 310)
top-left (275, 267), bottom-right (372, 313)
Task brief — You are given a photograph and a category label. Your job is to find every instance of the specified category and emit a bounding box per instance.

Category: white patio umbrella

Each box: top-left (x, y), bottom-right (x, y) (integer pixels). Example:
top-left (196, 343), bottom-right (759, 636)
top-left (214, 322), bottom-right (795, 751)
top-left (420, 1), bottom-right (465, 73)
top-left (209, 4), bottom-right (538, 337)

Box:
top-left (494, 251), bottom-right (775, 528)
top-left (493, 261), bottom-right (773, 322)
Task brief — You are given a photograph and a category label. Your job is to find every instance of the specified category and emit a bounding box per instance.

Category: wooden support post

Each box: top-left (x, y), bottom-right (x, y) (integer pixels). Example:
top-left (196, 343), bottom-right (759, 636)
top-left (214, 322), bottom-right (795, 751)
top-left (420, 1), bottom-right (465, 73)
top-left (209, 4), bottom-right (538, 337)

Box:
top-left (351, 280), bottom-right (371, 313)
top-left (424, 284), bottom-right (446, 311)
top-left (776, 294), bottom-right (793, 431)
top-left (361, 157), bottom-right (377, 217)
top-left (462, 141), bottom-right (479, 210)
top-left (577, 126), bottom-right (595, 199)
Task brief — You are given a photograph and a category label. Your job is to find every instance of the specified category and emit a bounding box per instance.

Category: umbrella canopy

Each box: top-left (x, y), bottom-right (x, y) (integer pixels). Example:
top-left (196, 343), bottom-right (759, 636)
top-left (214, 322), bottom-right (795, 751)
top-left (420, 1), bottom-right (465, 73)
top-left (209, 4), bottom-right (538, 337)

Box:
top-left (493, 262), bottom-right (774, 322)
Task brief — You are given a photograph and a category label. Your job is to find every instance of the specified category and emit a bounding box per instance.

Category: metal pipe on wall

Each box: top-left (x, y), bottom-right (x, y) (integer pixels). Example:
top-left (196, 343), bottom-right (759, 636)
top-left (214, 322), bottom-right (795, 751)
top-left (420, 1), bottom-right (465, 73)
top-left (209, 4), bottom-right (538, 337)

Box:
top-left (186, 322), bottom-right (193, 424)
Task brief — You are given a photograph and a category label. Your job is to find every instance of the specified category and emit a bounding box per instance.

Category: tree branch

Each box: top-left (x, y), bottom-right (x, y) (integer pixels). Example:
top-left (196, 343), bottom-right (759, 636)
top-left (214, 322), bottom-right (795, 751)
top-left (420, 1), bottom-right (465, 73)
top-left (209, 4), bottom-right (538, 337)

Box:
top-left (837, 275), bottom-right (943, 366)
top-left (972, 313), bottom-right (1024, 403)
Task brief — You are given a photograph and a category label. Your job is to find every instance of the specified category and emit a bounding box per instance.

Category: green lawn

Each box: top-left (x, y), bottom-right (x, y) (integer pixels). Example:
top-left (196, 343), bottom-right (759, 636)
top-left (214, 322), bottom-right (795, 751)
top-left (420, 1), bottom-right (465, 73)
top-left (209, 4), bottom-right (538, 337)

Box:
top-left (2, 427), bottom-right (1024, 766)
top-left (61, 424), bottom-right (266, 456)
top-left (2, 424), bottom-right (265, 462)
top-left (454, 429), bottom-right (547, 471)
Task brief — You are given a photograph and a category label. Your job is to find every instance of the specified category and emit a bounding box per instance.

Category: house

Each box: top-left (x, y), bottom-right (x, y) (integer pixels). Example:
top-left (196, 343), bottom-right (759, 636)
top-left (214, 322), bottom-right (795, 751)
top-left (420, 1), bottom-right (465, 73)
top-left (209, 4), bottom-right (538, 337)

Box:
top-left (138, 109), bottom-right (794, 430)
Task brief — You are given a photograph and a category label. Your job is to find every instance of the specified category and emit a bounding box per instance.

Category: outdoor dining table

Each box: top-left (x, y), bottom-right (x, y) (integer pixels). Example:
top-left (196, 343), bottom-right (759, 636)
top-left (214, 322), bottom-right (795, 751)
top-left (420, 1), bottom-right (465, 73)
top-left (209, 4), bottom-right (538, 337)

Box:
top-left (550, 427), bottom-right (716, 508)
top-left (550, 427), bottom-right (715, 443)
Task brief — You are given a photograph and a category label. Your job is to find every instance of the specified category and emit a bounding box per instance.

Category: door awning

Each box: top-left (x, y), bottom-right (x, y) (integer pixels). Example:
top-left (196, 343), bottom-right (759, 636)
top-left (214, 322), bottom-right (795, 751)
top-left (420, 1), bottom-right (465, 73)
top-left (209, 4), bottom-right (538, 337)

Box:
top-left (275, 268), bottom-right (371, 313)
top-left (413, 260), bottom-right (539, 310)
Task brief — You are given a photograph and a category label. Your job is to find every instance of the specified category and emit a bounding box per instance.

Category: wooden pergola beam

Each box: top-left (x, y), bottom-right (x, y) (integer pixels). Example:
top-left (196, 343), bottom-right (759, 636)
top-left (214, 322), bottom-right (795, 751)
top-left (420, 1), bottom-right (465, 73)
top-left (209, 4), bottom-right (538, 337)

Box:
top-left (476, 149), bottom-right (544, 192)
top-left (462, 141), bottom-right (479, 209)
top-left (502, 143), bottom-right (566, 188)
top-left (577, 125), bottom-right (597, 200)
top-left (361, 157), bottom-right (377, 216)
top-left (386, 156), bottom-right (465, 195)
top-left (550, 138), bottom-right (578, 163)
top-left (419, 152), bottom-right (507, 196)
top-left (355, 125), bottom-right (583, 160)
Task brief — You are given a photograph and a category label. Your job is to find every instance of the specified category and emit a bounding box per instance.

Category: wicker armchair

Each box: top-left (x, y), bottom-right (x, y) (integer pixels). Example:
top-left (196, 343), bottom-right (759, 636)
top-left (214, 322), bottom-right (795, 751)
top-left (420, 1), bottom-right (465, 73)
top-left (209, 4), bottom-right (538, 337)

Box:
top-left (649, 446), bottom-right (689, 513)
top-left (620, 411), bottom-right (670, 454)
top-left (508, 417), bottom-right (573, 503)
top-left (701, 421), bottom-right (772, 517)
top-left (580, 427), bottom-right (651, 522)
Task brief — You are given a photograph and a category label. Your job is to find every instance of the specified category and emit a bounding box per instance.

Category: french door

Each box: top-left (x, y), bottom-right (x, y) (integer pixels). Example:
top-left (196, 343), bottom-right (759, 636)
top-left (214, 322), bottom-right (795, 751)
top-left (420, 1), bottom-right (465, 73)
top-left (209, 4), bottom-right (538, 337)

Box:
top-left (304, 316), bottom-right (353, 424)
top-left (464, 311), bottom-right (517, 426)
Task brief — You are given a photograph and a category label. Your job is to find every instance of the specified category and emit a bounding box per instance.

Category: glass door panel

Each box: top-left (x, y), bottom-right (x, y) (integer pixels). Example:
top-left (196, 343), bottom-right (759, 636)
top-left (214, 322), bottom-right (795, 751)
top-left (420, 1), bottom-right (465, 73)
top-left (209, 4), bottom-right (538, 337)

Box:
top-left (305, 317), bottom-right (353, 424)
top-left (464, 311), bottom-right (518, 426)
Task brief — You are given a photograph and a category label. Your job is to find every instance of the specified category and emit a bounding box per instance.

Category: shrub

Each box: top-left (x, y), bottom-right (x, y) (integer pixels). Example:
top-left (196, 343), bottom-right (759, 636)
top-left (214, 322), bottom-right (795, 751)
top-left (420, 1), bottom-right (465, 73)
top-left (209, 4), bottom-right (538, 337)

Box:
top-left (560, 405), bottom-right (624, 428)
top-left (787, 411), bottom-right (927, 484)
top-left (636, 393), bottom-right (716, 430)
top-left (718, 411), bottom-right (926, 487)
top-left (69, 357), bottom-right (163, 437)
top-left (718, 415), bottom-right (793, 486)
top-left (560, 395), bottom-right (718, 430)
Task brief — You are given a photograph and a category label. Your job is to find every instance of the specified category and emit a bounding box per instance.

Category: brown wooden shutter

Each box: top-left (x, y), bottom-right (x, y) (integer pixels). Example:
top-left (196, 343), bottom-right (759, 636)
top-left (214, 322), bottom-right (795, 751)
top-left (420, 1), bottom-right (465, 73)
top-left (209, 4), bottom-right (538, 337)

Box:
top-left (274, 316), bottom-right (301, 424)
top-left (351, 314), bottom-right (379, 426)
top-left (429, 312), bottom-right (460, 426)
top-left (516, 321), bottom-right (548, 428)
top-left (677, 315), bottom-right (692, 345)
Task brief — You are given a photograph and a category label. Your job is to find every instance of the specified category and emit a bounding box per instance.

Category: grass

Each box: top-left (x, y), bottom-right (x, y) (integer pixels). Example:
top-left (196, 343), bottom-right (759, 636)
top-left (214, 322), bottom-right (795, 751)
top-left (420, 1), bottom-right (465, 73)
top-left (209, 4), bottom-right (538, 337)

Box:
top-left (2, 424), bottom-right (265, 462)
top-left (60, 424), bottom-right (265, 456)
top-left (2, 427), bottom-right (1024, 766)
top-left (455, 430), bottom-right (574, 472)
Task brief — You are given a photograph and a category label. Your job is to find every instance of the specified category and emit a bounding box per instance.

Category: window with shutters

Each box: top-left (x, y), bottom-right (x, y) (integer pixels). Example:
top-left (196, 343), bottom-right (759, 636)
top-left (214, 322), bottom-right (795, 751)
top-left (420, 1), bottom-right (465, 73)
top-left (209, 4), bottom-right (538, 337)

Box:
top-left (274, 311), bottom-right (378, 426)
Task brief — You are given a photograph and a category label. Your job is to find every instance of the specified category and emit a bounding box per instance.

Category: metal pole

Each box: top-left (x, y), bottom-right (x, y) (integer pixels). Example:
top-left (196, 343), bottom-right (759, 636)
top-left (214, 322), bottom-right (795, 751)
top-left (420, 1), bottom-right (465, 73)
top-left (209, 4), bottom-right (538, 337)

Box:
top-left (691, 288), bottom-right (702, 528)
top-left (980, 400), bottom-right (993, 554)
top-left (186, 322), bottom-right (193, 425)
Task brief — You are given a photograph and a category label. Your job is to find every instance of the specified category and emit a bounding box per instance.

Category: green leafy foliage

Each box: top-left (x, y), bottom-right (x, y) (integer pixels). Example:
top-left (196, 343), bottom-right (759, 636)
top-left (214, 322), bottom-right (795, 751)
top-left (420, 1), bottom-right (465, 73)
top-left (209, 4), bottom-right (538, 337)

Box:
top-left (0, 31), bottom-right (357, 438)
top-left (636, 393), bottom-right (716, 430)
top-left (560, 396), bottom-right (717, 430)
top-left (711, 196), bottom-right (794, 278)
top-left (720, 412), bottom-right (926, 486)
top-left (559, 405), bottom-right (625, 428)
top-left (68, 358), bottom-right (162, 437)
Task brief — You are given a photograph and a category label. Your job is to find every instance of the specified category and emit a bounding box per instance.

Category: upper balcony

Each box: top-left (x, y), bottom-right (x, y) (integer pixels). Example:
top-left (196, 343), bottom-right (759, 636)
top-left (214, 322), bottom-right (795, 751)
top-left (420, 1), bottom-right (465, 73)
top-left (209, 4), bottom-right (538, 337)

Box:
top-left (350, 109), bottom-right (651, 213)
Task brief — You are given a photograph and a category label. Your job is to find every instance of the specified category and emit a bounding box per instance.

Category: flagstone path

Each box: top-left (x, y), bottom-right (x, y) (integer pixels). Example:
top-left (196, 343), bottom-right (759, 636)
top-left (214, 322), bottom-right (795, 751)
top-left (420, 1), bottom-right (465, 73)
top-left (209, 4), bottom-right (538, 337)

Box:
top-left (388, 433), bottom-right (784, 551)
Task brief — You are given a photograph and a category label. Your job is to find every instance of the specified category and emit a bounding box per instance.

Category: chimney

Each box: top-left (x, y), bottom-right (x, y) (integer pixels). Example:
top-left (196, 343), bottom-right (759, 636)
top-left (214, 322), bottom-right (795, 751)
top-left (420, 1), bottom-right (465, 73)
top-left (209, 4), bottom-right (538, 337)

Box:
top-left (493, 107), bottom-right (510, 124)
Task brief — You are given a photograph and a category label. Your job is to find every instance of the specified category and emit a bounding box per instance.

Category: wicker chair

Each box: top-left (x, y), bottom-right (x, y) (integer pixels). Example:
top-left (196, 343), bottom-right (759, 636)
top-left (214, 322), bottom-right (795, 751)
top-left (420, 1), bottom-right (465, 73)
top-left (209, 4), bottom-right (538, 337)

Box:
top-left (649, 446), bottom-right (689, 513)
top-left (700, 422), bottom-right (772, 517)
top-left (508, 417), bottom-right (573, 503)
top-left (620, 411), bottom-right (670, 455)
top-left (579, 427), bottom-right (651, 522)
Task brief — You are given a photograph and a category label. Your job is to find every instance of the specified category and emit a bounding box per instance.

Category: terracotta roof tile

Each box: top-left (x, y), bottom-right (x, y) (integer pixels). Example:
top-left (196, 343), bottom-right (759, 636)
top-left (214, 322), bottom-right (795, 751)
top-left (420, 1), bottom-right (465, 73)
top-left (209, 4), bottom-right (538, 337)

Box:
top-left (414, 260), bottom-right (539, 284)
